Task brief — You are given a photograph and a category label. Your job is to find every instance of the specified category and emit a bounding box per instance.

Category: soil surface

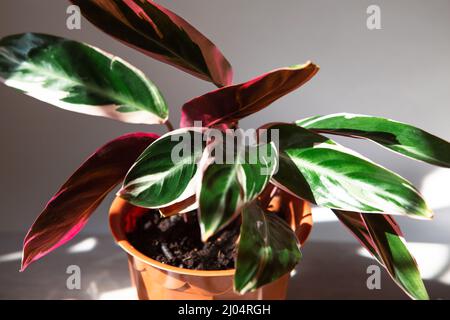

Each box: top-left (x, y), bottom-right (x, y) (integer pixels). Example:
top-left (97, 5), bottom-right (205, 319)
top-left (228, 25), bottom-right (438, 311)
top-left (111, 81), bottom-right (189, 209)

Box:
top-left (126, 211), bottom-right (240, 270)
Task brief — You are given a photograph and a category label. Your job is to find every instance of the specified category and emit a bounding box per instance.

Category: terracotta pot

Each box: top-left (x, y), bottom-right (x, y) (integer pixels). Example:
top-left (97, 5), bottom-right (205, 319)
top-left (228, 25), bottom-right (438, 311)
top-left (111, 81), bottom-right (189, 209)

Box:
top-left (109, 188), bottom-right (312, 300)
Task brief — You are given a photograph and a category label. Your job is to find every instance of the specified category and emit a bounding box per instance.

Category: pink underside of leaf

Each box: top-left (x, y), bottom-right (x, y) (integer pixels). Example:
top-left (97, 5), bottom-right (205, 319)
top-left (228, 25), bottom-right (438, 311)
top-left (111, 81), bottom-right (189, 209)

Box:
top-left (148, 1), bottom-right (233, 86)
top-left (71, 0), bottom-right (232, 87)
top-left (124, 0), bottom-right (163, 38)
top-left (20, 217), bottom-right (88, 271)
top-left (180, 63), bottom-right (318, 128)
top-left (20, 132), bottom-right (159, 270)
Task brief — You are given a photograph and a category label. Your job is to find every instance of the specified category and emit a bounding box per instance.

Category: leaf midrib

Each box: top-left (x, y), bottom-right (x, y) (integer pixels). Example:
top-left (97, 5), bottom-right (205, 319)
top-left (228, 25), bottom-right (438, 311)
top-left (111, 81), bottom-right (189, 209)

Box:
top-left (126, 154), bottom-right (196, 191)
top-left (279, 151), bottom-right (419, 213)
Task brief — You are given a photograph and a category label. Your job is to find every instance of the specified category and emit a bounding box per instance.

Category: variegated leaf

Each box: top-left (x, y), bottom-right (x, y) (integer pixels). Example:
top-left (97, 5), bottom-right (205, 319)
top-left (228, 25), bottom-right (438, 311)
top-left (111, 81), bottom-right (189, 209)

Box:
top-left (265, 123), bottom-right (432, 219)
top-left (297, 113), bottom-right (450, 167)
top-left (71, 0), bottom-right (233, 87)
top-left (119, 128), bottom-right (207, 208)
top-left (0, 33), bottom-right (168, 124)
top-left (198, 141), bottom-right (278, 241)
top-left (235, 202), bottom-right (301, 294)
top-left (334, 210), bottom-right (429, 300)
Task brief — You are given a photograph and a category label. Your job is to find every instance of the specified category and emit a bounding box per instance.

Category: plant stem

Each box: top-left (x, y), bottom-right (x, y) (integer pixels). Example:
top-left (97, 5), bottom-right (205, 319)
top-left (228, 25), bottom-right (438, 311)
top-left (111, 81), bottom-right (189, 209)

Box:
top-left (165, 120), bottom-right (175, 132)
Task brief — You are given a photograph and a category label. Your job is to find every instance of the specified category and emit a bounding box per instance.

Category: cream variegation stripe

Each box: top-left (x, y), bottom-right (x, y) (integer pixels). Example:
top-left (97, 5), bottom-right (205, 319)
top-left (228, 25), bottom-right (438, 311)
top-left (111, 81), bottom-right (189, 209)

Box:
top-left (274, 144), bottom-right (432, 219)
top-left (0, 34), bottom-right (168, 124)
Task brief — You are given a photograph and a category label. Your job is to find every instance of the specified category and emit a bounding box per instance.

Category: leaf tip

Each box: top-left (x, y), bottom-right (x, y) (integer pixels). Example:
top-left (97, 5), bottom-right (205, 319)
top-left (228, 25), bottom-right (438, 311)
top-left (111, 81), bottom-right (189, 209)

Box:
top-left (233, 279), bottom-right (253, 295)
top-left (417, 204), bottom-right (434, 220)
top-left (200, 223), bottom-right (214, 243)
top-left (408, 285), bottom-right (430, 300)
top-left (290, 60), bottom-right (320, 72)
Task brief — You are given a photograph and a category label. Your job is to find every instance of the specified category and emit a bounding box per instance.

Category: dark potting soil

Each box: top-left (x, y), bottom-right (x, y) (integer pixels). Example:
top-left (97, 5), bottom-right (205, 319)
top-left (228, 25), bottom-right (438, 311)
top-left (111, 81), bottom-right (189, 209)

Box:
top-left (126, 210), bottom-right (240, 270)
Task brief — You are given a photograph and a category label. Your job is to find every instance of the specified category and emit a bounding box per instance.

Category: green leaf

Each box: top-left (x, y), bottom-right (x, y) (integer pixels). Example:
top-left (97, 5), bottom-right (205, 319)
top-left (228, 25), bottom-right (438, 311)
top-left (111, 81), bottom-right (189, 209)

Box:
top-left (335, 210), bottom-right (429, 300)
top-left (297, 113), bottom-right (450, 167)
top-left (0, 33), bottom-right (168, 124)
top-left (198, 142), bottom-right (278, 240)
top-left (234, 202), bottom-right (301, 294)
top-left (119, 128), bottom-right (206, 208)
top-left (266, 123), bottom-right (433, 219)
top-left (71, 0), bottom-right (233, 87)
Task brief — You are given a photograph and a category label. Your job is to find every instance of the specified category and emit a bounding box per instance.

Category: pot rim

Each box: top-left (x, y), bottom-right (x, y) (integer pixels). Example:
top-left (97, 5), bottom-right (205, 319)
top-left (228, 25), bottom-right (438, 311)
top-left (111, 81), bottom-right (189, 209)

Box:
top-left (109, 197), bottom-right (235, 277)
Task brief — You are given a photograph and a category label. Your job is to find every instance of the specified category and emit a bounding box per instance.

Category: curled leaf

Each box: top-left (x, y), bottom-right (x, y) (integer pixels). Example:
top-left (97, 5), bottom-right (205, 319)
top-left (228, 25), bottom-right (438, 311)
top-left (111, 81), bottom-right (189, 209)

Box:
top-left (235, 202), bottom-right (301, 294)
top-left (198, 141), bottom-right (278, 240)
top-left (181, 62), bottom-right (319, 128)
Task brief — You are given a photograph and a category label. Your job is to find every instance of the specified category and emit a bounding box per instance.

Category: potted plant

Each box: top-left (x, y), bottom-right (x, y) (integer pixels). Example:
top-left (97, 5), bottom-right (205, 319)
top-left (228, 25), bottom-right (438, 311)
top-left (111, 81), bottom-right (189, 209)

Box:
top-left (1, 0), bottom-right (449, 300)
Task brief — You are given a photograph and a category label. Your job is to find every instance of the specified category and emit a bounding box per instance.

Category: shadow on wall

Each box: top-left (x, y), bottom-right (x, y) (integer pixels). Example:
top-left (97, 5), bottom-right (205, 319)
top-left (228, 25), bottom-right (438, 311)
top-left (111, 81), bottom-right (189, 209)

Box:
top-left (309, 166), bottom-right (450, 244)
top-left (288, 242), bottom-right (450, 300)
top-left (293, 167), bottom-right (450, 299)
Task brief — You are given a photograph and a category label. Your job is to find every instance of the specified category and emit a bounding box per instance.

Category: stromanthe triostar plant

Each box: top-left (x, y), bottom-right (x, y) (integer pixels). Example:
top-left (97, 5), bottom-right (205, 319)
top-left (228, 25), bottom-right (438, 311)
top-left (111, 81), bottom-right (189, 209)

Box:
top-left (0, 0), bottom-right (449, 300)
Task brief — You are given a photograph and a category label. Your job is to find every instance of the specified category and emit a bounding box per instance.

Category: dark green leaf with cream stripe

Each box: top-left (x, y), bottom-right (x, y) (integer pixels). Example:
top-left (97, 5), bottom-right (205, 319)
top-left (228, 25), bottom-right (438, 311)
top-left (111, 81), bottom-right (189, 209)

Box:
top-left (297, 113), bottom-right (450, 167)
top-left (198, 142), bottom-right (278, 241)
top-left (335, 210), bottom-right (429, 300)
top-left (234, 202), bottom-right (301, 294)
top-left (265, 123), bottom-right (432, 219)
top-left (71, 0), bottom-right (233, 87)
top-left (0, 33), bottom-right (168, 124)
top-left (119, 129), bottom-right (206, 208)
